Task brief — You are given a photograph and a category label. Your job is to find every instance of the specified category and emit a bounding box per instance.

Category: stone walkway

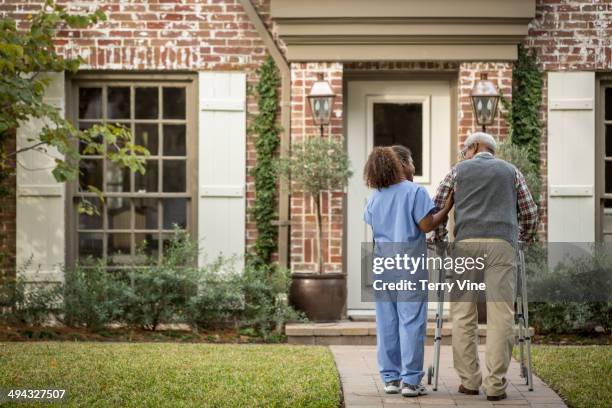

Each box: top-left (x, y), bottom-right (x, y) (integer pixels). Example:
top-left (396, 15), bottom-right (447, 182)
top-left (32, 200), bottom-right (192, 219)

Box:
top-left (330, 345), bottom-right (567, 408)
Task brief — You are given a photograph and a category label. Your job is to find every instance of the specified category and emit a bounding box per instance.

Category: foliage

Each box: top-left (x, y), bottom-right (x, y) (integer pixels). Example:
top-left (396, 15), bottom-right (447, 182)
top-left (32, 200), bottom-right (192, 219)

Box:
top-left (250, 56), bottom-right (281, 266)
top-left (185, 256), bottom-right (245, 329)
top-left (3, 230), bottom-right (301, 337)
top-left (60, 260), bottom-right (127, 330)
top-left (277, 137), bottom-right (352, 272)
top-left (502, 44), bottom-right (543, 168)
top-left (527, 244), bottom-right (612, 334)
top-left (0, 0), bottom-right (148, 211)
top-left (120, 230), bottom-right (199, 330)
top-left (0, 343), bottom-right (342, 408)
top-left (241, 263), bottom-right (304, 339)
top-left (496, 137), bottom-right (542, 201)
top-left (516, 346), bottom-right (612, 408)
top-left (0, 263), bottom-right (62, 326)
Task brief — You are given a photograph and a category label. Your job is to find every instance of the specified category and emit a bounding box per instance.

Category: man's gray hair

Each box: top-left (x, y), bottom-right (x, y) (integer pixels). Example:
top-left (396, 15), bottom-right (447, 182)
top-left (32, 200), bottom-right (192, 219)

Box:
top-left (464, 132), bottom-right (497, 153)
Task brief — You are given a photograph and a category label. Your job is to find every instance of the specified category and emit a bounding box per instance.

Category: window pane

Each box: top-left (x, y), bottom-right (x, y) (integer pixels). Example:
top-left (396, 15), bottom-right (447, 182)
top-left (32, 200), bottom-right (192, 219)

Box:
top-left (79, 159), bottom-right (103, 190)
top-left (135, 124), bottom-right (159, 155)
top-left (106, 162), bottom-right (131, 193)
top-left (108, 87), bottom-right (131, 119)
top-left (135, 87), bottom-right (159, 119)
top-left (373, 103), bottom-right (423, 176)
top-left (134, 198), bottom-right (158, 229)
top-left (606, 125), bottom-right (612, 158)
top-left (134, 233), bottom-right (159, 260)
top-left (78, 198), bottom-right (103, 229)
top-left (135, 160), bottom-right (159, 193)
top-left (79, 232), bottom-right (104, 260)
top-left (162, 160), bottom-right (186, 192)
top-left (163, 125), bottom-right (186, 156)
top-left (79, 88), bottom-right (102, 119)
top-left (606, 161), bottom-right (612, 194)
top-left (163, 198), bottom-right (187, 229)
top-left (108, 233), bottom-right (132, 265)
top-left (78, 122), bottom-right (103, 156)
top-left (163, 87), bottom-right (186, 119)
top-left (108, 198), bottom-right (131, 230)
top-left (606, 88), bottom-right (612, 121)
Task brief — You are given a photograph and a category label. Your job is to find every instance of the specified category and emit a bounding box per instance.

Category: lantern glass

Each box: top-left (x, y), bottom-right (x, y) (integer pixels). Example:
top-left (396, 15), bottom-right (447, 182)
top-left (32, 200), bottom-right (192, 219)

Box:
top-left (309, 95), bottom-right (334, 126)
top-left (471, 95), bottom-right (499, 126)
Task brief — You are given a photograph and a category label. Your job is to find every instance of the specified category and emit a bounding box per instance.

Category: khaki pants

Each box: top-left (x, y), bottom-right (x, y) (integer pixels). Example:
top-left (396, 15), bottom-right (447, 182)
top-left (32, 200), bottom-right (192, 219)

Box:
top-left (450, 238), bottom-right (516, 397)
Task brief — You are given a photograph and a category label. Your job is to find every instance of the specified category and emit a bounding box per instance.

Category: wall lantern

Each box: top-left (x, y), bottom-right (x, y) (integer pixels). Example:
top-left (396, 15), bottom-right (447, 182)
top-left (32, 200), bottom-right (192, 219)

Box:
top-left (470, 72), bottom-right (501, 131)
top-left (308, 73), bottom-right (336, 136)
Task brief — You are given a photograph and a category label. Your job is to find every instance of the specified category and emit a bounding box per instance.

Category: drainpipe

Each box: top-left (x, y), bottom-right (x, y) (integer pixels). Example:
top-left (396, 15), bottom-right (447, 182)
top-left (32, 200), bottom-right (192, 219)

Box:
top-left (239, 0), bottom-right (291, 270)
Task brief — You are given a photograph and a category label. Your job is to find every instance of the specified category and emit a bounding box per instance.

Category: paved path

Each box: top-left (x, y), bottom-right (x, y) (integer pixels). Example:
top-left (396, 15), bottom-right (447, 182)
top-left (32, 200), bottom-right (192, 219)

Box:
top-left (330, 345), bottom-right (567, 408)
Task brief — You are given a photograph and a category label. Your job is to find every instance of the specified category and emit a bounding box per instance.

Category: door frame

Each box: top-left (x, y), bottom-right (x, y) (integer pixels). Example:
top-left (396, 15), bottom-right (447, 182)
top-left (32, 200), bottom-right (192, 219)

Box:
top-left (341, 71), bottom-right (459, 315)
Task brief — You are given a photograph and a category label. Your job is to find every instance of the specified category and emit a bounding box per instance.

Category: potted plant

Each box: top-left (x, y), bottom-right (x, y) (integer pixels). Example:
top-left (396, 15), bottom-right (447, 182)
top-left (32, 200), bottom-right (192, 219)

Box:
top-left (277, 137), bottom-right (352, 321)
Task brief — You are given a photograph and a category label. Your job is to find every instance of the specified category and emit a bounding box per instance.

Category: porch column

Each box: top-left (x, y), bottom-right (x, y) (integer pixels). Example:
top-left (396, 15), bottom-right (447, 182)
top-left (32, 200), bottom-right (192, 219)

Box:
top-left (289, 62), bottom-right (344, 273)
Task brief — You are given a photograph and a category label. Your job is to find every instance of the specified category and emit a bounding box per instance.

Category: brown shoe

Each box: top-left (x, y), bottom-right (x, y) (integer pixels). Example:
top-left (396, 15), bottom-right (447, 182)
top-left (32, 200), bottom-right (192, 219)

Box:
top-left (487, 392), bottom-right (507, 401)
top-left (458, 384), bottom-right (479, 395)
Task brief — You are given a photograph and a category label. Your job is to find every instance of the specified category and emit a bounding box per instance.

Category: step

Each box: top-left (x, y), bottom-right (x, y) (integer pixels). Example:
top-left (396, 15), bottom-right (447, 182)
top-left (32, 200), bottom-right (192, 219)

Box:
top-left (285, 321), bottom-right (534, 346)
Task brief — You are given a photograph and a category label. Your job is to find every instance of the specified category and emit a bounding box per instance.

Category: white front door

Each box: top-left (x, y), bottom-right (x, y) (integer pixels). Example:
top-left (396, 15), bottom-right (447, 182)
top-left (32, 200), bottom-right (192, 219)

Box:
top-left (346, 80), bottom-right (452, 312)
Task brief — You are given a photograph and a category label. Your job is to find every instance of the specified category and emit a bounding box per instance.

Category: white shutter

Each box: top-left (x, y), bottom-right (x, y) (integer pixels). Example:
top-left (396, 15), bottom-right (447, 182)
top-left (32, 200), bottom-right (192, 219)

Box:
top-left (16, 72), bottom-right (66, 282)
top-left (198, 72), bottom-right (246, 267)
top-left (547, 72), bottom-right (596, 242)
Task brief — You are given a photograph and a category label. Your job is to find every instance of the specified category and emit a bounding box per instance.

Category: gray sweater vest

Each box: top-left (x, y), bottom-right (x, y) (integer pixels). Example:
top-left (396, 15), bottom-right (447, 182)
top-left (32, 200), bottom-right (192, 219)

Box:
top-left (454, 154), bottom-right (518, 245)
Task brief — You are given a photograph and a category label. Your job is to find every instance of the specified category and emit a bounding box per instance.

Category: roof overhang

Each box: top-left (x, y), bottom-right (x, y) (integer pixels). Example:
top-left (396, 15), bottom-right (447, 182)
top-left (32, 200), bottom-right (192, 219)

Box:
top-left (271, 0), bottom-right (536, 61)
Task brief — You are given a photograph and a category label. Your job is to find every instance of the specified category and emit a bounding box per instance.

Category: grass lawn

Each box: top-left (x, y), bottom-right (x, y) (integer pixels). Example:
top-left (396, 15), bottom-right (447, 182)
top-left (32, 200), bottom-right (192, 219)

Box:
top-left (527, 345), bottom-right (612, 408)
top-left (0, 342), bottom-right (341, 408)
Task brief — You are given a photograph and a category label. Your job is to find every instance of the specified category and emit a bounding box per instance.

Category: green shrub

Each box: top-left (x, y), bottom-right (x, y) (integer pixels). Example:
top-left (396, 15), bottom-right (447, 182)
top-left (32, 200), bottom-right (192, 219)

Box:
top-left (496, 137), bottom-right (541, 202)
top-left (241, 263), bottom-right (304, 339)
top-left (527, 245), bottom-right (612, 334)
top-left (0, 267), bottom-right (62, 326)
top-left (120, 231), bottom-right (199, 330)
top-left (2, 230), bottom-right (302, 338)
top-left (185, 257), bottom-right (244, 329)
top-left (61, 260), bottom-right (127, 330)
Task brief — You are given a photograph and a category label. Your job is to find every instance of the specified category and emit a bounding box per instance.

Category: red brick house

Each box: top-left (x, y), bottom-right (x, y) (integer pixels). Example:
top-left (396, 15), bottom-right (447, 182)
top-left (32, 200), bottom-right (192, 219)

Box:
top-left (3, 0), bottom-right (611, 316)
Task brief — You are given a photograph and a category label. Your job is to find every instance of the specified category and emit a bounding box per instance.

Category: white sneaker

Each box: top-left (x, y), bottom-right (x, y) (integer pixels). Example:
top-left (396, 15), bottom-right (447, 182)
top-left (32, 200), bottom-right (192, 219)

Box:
top-left (384, 380), bottom-right (401, 394)
top-left (401, 383), bottom-right (428, 397)
top-left (401, 383), bottom-right (419, 397)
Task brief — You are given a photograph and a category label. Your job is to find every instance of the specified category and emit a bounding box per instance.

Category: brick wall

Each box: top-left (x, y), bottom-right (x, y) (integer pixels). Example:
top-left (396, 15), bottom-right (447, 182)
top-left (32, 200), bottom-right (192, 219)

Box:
top-left (524, 0), bottom-right (612, 238)
top-left (290, 62), bottom-right (344, 273)
top-left (1, 0), bottom-right (274, 265)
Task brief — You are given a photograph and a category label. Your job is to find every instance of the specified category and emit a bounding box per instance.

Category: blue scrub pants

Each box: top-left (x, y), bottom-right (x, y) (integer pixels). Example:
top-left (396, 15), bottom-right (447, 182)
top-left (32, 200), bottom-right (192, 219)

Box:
top-left (375, 297), bottom-right (427, 385)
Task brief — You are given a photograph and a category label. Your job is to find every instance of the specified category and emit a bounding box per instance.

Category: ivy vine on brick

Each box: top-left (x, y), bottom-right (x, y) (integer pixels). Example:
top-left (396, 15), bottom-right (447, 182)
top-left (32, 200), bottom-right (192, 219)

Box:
top-left (250, 56), bottom-right (281, 266)
top-left (504, 44), bottom-right (543, 169)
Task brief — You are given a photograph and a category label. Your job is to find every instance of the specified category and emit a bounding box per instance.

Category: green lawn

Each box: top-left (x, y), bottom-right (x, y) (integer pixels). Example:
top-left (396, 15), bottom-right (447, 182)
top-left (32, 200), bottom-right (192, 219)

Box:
top-left (527, 345), bottom-right (612, 408)
top-left (0, 343), bottom-right (341, 408)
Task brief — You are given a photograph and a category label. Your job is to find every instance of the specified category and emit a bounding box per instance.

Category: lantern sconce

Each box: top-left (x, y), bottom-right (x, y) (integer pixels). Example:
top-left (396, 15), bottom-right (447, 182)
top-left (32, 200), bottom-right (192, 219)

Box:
top-left (470, 73), bottom-right (501, 132)
top-left (307, 73), bottom-right (336, 137)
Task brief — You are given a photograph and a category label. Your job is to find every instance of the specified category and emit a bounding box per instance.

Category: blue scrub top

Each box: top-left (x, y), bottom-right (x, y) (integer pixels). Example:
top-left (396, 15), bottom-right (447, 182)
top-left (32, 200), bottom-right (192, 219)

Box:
top-left (363, 180), bottom-right (435, 244)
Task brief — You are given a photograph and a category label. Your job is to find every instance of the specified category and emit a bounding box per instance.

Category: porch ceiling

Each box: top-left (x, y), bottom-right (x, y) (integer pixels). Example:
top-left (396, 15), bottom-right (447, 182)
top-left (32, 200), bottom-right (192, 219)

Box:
top-left (270, 0), bottom-right (536, 62)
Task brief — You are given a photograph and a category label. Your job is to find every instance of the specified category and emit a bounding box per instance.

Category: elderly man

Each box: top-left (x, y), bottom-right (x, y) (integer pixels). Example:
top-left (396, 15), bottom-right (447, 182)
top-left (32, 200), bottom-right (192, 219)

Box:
top-left (433, 132), bottom-right (538, 401)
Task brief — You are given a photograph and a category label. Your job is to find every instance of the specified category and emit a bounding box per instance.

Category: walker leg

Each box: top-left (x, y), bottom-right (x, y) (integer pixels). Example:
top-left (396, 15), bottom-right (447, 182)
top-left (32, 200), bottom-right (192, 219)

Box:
top-left (518, 249), bottom-right (534, 391)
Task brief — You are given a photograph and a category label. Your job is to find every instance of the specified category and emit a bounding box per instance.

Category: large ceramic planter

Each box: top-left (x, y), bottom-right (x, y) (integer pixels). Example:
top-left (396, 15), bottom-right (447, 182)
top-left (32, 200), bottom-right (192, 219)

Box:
top-left (290, 272), bottom-right (346, 322)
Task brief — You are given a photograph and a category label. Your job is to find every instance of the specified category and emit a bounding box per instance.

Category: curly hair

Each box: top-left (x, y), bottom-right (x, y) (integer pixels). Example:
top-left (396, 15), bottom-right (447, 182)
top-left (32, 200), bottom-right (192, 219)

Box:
top-left (391, 145), bottom-right (415, 181)
top-left (363, 146), bottom-right (404, 189)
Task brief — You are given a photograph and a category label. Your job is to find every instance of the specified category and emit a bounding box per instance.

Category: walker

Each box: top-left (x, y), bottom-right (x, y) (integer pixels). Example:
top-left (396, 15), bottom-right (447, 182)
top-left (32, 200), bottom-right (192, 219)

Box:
top-left (426, 242), bottom-right (534, 392)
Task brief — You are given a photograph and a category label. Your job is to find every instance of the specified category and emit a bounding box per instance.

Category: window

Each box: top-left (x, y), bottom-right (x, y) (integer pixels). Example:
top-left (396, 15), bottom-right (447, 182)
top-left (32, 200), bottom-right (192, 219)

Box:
top-left (367, 95), bottom-right (431, 183)
top-left (68, 76), bottom-right (196, 266)
top-left (373, 102), bottom-right (424, 176)
top-left (600, 83), bottom-right (612, 242)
